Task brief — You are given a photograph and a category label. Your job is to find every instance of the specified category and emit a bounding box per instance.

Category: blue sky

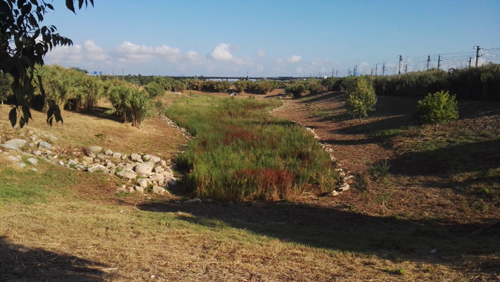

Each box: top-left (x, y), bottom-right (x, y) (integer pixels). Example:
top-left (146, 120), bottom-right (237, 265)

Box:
top-left (43, 0), bottom-right (500, 77)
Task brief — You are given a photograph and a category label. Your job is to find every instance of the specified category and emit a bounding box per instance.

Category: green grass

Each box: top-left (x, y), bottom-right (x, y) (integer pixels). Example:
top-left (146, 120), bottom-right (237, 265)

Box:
top-left (165, 95), bottom-right (339, 202)
top-left (0, 164), bottom-right (74, 204)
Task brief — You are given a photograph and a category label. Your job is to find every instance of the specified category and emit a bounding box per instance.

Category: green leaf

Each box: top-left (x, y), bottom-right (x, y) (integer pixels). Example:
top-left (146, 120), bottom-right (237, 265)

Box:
top-left (22, 105), bottom-right (32, 124)
top-left (19, 116), bottom-right (26, 128)
top-left (9, 107), bottom-right (17, 127)
top-left (66, 0), bottom-right (75, 13)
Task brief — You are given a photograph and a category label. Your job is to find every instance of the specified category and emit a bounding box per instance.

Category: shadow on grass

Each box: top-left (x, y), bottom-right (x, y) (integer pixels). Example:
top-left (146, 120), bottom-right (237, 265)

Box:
top-left (390, 139), bottom-right (500, 177)
top-left (0, 236), bottom-right (114, 281)
top-left (138, 200), bottom-right (500, 274)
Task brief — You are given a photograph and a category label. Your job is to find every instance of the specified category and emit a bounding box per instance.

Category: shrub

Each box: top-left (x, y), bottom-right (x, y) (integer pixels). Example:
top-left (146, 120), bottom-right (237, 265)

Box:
top-left (144, 81), bottom-right (165, 98)
top-left (106, 83), bottom-right (153, 127)
top-left (172, 80), bottom-right (186, 92)
top-left (254, 80), bottom-right (275, 94)
top-left (414, 90), bottom-right (459, 126)
top-left (213, 81), bottom-right (231, 93)
top-left (286, 83), bottom-right (306, 98)
top-left (70, 75), bottom-right (103, 112)
top-left (234, 80), bottom-right (247, 93)
top-left (345, 76), bottom-right (377, 122)
top-left (306, 79), bottom-right (322, 94)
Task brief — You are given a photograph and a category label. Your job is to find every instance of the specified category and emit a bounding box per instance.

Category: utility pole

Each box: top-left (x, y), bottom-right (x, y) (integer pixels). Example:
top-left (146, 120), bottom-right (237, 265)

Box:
top-left (375, 64), bottom-right (378, 76)
top-left (398, 55), bottom-right (403, 74)
top-left (475, 45), bottom-right (481, 67)
top-left (469, 57), bottom-right (472, 69)
top-left (404, 64), bottom-right (408, 74)
top-left (370, 68), bottom-right (373, 75)
top-left (382, 63), bottom-right (385, 76)
top-left (437, 55), bottom-right (441, 70)
top-left (426, 55), bottom-right (431, 70)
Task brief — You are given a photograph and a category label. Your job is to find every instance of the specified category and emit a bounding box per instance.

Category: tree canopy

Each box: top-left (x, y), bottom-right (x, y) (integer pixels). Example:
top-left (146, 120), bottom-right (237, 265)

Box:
top-left (0, 0), bottom-right (94, 127)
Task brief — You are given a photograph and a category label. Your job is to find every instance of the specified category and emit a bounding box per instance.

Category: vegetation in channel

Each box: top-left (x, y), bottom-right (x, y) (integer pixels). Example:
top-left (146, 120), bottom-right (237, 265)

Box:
top-left (165, 95), bottom-right (339, 202)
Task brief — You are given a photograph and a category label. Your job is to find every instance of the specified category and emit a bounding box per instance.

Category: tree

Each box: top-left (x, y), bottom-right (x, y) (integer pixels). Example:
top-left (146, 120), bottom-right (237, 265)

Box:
top-left (345, 76), bottom-right (377, 122)
top-left (1, 0), bottom-right (94, 127)
top-left (0, 71), bottom-right (13, 105)
top-left (414, 90), bottom-right (459, 127)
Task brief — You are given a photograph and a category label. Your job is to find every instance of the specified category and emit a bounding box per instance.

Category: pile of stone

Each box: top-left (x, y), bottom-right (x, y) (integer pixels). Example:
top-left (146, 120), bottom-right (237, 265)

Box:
top-left (0, 130), bottom-right (177, 196)
top-left (160, 115), bottom-right (193, 140)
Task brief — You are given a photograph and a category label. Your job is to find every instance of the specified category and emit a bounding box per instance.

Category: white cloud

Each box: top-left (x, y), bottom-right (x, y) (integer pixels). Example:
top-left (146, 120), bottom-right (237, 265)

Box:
top-left (257, 49), bottom-right (266, 57)
top-left (210, 43), bottom-right (233, 61)
top-left (116, 41), bottom-right (154, 62)
top-left (45, 44), bottom-right (83, 65)
top-left (296, 66), bottom-right (303, 73)
top-left (287, 55), bottom-right (302, 63)
top-left (115, 41), bottom-right (181, 63)
top-left (84, 40), bottom-right (110, 62)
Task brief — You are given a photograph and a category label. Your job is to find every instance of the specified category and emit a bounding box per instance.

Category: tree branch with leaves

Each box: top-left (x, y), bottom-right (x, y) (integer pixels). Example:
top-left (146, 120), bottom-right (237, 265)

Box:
top-left (0, 0), bottom-right (94, 127)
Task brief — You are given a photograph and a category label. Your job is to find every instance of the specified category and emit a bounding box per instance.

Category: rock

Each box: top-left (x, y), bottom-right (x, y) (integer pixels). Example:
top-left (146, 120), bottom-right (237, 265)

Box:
top-left (163, 167), bottom-right (173, 175)
top-left (112, 152), bottom-right (122, 159)
top-left (330, 190), bottom-right (340, 196)
top-left (150, 156), bottom-right (161, 163)
top-left (28, 143), bottom-right (35, 148)
top-left (153, 166), bottom-right (165, 173)
top-left (338, 183), bottom-right (350, 192)
top-left (37, 141), bottom-right (52, 150)
top-left (168, 179), bottom-right (178, 186)
top-left (149, 173), bottom-right (165, 186)
top-left (57, 160), bottom-right (65, 166)
top-left (127, 186), bottom-right (135, 193)
top-left (17, 163), bottom-right (26, 168)
top-left (184, 198), bottom-right (202, 204)
top-left (96, 153), bottom-right (107, 161)
top-left (134, 186), bottom-right (144, 194)
top-left (67, 159), bottom-right (78, 166)
top-left (159, 160), bottom-right (167, 167)
top-left (2, 139), bottom-right (27, 150)
top-left (130, 153), bottom-right (142, 162)
top-left (27, 158), bottom-right (38, 165)
top-left (7, 155), bottom-right (20, 162)
top-left (82, 156), bottom-right (94, 164)
top-left (137, 178), bottom-right (149, 188)
top-left (104, 149), bottom-right (113, 155)
top-left (135, 162), bottom-right (155, 175)
top-left (87, 164), bottom-right (107, 173)
top-left (121, 154), bottom-right (128, 160)
top-left (142, 154), bottom-right (152, 161)
top-left (152, 186), bottom-right (168, 196)
top-left (33, 150), bottom-right (42, 156)
top-left (116, 169), bottom-right (137, 180)
top-left (85, 146), bottom-right (102, 157)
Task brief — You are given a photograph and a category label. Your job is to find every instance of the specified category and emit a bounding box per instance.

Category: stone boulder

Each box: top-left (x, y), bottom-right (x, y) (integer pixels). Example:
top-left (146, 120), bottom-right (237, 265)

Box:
top-left (130, 153), bottom-right (142, 162)
top-left (87, 164), bottom-right (107, 173)
top-left (116, 169), bottom-right (137, 180)
top-left (37, 141), bottom-right (52, 150)
top-left (85, 146), bottom-right (102, 157)
top-left (135, 162), bottom-right (155, 175)
top-left (152, 186), bottom-right (168, 196)
top-left (2, 139), bottom-right (27, 151)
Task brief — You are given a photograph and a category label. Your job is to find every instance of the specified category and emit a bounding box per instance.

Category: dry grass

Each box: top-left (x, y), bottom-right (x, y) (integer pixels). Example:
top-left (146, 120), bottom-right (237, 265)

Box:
top-left (1, 92), bottom-right (500, 281)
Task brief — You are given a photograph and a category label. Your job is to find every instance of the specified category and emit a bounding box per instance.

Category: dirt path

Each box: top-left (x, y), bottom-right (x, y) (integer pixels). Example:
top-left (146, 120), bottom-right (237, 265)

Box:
top-left (272, 92), bottom-right (394, 173)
